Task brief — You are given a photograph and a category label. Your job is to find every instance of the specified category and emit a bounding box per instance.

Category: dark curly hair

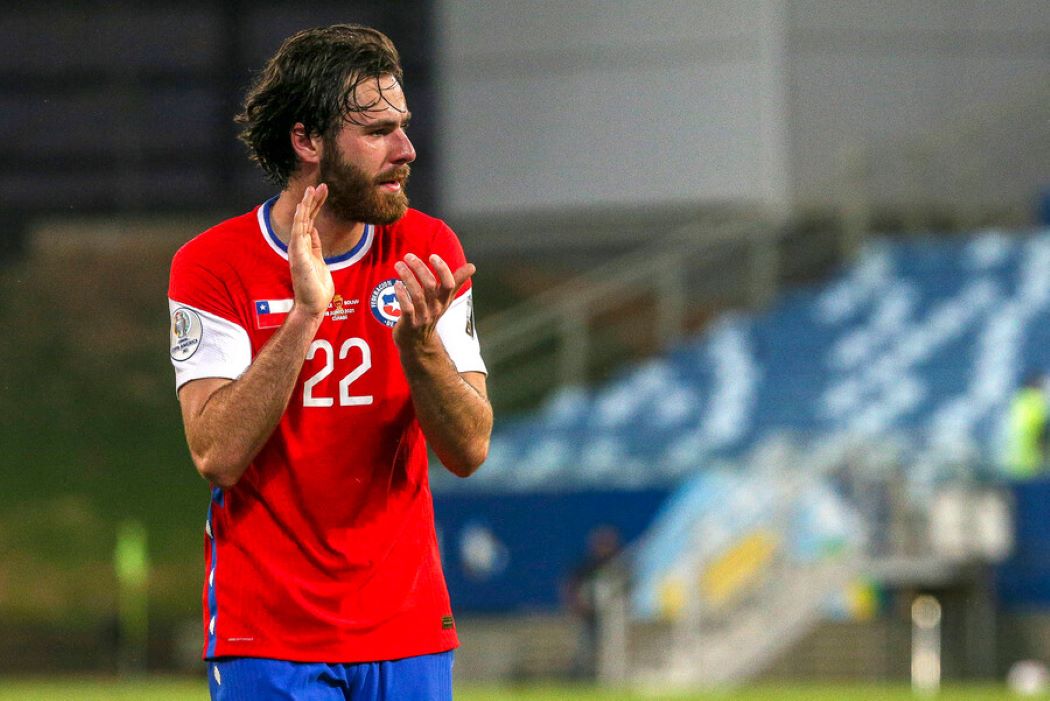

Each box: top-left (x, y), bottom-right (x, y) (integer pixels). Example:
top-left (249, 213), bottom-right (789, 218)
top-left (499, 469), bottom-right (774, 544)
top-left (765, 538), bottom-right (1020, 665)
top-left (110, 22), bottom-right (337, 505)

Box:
top-left (235, 24), bottom-right (404, 187)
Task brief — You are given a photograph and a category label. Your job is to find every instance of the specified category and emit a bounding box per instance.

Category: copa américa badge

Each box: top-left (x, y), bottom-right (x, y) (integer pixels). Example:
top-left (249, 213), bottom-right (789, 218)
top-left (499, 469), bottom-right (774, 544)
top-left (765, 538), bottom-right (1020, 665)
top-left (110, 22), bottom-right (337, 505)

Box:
top-left (170, 307), bottom-right (203, 360)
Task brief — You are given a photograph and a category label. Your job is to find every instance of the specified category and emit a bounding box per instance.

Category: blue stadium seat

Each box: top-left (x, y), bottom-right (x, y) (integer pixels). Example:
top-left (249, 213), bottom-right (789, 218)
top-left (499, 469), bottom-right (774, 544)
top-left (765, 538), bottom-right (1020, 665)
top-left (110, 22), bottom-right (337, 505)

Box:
top-left (440, 229), bottom-right (1050, 498)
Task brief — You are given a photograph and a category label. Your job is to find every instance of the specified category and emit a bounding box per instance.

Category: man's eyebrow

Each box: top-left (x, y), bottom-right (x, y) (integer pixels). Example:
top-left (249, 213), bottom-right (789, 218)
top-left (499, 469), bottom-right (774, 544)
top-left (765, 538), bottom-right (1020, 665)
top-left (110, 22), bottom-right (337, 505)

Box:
top-left (359, 111), bottom-right (412, 130)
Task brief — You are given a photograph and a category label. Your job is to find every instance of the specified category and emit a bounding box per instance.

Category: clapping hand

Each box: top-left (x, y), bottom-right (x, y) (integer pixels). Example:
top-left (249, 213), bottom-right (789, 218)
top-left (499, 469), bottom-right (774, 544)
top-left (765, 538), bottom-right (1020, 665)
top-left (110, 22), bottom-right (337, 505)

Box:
top-left (392, 253), bottom-right (474, 350)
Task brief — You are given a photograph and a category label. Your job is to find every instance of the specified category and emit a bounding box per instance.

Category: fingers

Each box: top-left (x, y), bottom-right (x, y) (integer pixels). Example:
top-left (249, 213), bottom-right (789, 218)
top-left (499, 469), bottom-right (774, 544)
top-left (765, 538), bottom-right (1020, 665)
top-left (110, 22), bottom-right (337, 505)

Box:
top-left (404, 254), bottom-right (475, 292)
top-left (436, 258), bottom-right (476, 297)
top-left (290, 199), bottom-right (308, 257)
top-left (293, 192), bottom-right (306, 233)
top-left (288, 185), bottom-right (335, 315)
top-left (430, 258), bottom-right (475, 292)
top-left (309, 183), bottom-right (328, 220)
top-left (393, 253), bottom-right (476, 319)
top-left (396, 254), bottom-right (440, 315)
top-left (404, 254), bottom-right (439, 293)
top-left (397, 254), bottom-right (466, 296)
top-left (293, 184), bottom-right (326, 239)
top-left (394, 259), bottom-right (427, 319)
top-left (452, 262), bottom-right (476, 292)
top-left (292, 187), bottom-right (311, 239)
top-left (393, 280), bottom-right (415, 321)
top-left (391, 255), bottom-right (476, 345)
top-left (429, 255), bottom-right (457, 291)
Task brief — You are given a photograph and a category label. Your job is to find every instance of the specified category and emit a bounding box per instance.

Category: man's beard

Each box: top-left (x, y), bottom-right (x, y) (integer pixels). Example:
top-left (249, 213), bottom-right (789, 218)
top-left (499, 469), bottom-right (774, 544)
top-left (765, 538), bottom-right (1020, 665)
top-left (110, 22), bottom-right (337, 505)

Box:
top-left (319, 148), bottom-right (410, 225)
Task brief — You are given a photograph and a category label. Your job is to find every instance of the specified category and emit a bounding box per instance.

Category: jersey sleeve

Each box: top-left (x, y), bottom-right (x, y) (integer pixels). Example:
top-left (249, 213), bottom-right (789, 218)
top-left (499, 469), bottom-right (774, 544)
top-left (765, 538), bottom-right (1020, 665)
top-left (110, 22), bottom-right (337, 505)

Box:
top-left (436, 289), bottom-right (486, 374)
top-left (431, 223), bottom-right (486, 374)
top-left (168, 242), bottom-right (252, 391)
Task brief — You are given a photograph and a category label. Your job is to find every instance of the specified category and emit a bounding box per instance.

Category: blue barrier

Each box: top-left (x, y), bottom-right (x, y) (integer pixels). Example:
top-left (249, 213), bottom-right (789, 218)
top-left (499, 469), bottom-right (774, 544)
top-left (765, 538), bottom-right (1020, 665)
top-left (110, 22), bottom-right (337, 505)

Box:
top-left (434, 489), bottom-right (669, 612)
top-left (996, 477), bottom-right (1050, 609)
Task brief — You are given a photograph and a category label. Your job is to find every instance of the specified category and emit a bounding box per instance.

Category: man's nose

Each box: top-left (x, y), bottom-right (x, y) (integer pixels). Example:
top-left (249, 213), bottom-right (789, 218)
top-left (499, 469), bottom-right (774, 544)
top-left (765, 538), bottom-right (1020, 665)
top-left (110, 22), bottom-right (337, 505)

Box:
top-left (392, 130), bottom-right (416, 165)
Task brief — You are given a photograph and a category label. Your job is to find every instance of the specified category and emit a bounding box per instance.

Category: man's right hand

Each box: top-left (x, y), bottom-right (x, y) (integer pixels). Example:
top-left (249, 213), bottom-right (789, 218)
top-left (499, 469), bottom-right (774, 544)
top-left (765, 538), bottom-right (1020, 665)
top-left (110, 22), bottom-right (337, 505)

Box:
top-left (289, 184), bottom-right (334, 316)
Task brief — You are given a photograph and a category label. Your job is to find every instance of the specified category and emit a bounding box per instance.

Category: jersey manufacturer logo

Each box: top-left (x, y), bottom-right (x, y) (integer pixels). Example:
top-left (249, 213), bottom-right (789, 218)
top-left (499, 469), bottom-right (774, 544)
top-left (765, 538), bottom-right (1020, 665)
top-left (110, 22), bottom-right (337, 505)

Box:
top-left (170, 307), bottom-right (203, 361)
top-left (369, 279), bottom-right (402, 327)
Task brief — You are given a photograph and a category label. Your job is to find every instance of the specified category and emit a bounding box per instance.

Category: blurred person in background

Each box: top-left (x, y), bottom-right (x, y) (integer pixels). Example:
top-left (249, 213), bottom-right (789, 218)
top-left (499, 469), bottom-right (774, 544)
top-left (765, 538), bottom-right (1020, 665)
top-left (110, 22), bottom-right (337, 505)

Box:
top-left (167, 24), bottom-right (492, 700)
top-left (564, 525), bottom-right (623, 680)
top-left (1005, 372), bottom-right (1048, 479)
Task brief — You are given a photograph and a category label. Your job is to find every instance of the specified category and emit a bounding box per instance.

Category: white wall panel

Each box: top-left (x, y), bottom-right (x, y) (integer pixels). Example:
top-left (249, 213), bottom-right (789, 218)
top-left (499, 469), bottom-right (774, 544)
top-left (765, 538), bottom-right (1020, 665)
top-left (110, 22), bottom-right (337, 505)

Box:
top-left (436, 0), bottom-right (790, 215)
top-left (786, 0), bottom-right (1050, 205)
top-left (437, 1), bottom-right (1050, 216)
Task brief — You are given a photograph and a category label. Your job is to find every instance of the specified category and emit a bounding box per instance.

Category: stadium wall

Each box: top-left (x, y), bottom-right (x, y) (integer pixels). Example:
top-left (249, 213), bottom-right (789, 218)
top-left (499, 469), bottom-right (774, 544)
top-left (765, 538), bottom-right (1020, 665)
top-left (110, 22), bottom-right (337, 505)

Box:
top-left (437, 1), bottom-right (1050, 220)
top-left (786, 0), bottom-right (1050, 209)
top-left (435, 0), bottom-right (791, 215)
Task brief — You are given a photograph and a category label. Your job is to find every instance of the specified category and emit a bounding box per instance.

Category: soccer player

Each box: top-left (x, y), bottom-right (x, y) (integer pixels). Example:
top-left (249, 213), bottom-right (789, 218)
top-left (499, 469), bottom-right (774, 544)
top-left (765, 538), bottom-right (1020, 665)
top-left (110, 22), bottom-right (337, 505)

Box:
top-left (167, 25), bottom-right (492, 700)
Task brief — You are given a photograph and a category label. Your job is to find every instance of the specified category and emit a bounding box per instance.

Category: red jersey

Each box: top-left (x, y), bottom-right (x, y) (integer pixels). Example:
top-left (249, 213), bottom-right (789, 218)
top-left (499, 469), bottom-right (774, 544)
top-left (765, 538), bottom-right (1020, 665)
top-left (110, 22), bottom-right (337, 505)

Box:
top-left (167, 198), bottom-right (485, 663)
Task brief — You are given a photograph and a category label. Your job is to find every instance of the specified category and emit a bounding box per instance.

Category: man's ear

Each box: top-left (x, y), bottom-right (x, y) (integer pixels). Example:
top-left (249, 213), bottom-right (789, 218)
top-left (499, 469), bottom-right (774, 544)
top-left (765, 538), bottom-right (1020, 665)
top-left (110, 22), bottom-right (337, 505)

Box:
top-left (290, 123), bottom-right (323, 166)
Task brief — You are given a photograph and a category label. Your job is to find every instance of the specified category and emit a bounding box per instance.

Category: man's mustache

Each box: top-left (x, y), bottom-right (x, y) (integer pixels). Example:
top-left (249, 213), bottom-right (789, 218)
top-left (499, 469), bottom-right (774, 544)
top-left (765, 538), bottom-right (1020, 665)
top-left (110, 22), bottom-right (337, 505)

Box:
top-left (376, 166), bottom-right (411, 184)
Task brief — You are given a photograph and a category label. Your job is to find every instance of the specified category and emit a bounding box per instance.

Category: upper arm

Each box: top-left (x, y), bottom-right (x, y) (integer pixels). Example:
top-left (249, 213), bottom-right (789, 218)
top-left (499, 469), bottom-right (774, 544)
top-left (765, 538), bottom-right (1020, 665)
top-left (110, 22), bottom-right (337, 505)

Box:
top-left (169, 301), bottom-right (252, 390)
top-left (169, 241), bottom-right (252, 394)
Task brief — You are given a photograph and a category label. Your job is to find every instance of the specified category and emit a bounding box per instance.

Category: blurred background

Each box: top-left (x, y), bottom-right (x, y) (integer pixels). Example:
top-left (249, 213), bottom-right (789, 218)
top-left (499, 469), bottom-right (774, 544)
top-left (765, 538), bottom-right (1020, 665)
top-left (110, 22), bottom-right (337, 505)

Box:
top-left (3, 0), bottom-right (1050, 696)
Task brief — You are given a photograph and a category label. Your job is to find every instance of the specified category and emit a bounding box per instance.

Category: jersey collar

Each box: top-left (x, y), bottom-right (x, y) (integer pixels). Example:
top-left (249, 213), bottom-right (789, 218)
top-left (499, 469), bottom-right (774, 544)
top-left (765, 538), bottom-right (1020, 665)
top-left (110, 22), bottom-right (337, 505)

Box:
top-left (257, 195), bottom-right (375, 271)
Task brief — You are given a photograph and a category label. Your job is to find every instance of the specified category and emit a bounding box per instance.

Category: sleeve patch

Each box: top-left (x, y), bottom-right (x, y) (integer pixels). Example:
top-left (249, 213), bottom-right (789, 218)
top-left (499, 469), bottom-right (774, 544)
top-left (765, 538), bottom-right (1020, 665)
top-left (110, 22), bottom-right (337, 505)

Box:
top-left (170, 307), bottom-right (204, 361)
top-left (465, 296), bottom-right (475, 338)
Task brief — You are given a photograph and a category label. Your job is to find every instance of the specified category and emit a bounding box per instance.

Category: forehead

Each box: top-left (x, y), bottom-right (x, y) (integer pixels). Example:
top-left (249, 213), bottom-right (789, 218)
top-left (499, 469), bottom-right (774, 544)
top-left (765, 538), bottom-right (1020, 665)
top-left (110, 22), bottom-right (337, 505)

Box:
top-left (349, 74), bottom-right (408, 122)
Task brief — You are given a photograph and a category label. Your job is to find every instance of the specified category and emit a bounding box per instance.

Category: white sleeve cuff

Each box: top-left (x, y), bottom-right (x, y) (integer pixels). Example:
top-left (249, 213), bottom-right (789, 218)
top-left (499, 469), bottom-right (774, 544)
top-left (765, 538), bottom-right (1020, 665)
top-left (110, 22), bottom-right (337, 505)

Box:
top-left (169, 299), bottom-right (252, 391)
top-left (436, 290), bottom-right (487, 374)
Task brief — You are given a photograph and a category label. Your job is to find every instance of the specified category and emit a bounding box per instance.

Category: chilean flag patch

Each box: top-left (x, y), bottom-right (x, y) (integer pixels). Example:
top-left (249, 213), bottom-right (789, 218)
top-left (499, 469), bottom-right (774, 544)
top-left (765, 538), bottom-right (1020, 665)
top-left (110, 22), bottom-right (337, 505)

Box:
top-left (254, 299), bottom-right (293, 329)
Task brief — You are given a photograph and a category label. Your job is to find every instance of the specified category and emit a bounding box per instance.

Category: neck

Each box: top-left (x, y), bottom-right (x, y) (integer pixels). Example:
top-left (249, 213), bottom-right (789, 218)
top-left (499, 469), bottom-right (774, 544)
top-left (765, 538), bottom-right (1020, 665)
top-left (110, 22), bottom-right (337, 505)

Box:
top-left (269, 187), bottom-right (366, 259)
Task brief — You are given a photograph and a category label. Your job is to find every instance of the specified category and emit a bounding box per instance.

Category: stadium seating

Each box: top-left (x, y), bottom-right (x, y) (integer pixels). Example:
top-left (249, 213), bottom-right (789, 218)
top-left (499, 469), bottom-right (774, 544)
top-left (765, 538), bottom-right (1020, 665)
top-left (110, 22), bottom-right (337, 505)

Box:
top-left (436, 230), bottom-right (1050, 635)
top-left (446, 229), bottom-right (1050, 494)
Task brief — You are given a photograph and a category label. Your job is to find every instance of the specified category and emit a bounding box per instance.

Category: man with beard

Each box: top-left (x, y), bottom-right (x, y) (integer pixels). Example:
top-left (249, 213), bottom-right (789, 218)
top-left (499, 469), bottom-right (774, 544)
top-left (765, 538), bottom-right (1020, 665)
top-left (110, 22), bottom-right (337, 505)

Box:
top-left (167, 25), bottom-right (492, 700)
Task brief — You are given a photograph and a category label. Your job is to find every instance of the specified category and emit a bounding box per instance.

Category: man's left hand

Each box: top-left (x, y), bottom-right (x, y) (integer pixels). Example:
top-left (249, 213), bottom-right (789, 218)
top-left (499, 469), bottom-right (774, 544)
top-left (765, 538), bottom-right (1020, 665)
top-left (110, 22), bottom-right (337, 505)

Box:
top-left (392, 253), bottom-right (475, 351)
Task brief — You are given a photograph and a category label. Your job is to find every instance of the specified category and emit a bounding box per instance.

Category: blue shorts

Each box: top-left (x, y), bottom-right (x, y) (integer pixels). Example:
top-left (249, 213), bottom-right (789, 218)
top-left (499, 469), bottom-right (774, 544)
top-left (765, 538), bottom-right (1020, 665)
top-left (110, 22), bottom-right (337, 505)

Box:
top-left (208, 651), bottom-right (454, 701)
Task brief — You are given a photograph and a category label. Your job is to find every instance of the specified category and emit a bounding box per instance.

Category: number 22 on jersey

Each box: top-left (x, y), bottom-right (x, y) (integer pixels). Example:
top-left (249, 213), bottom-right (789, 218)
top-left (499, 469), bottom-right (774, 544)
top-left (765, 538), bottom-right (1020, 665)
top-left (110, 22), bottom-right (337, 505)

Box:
top-left (303, 338), bottom-right (373, 407)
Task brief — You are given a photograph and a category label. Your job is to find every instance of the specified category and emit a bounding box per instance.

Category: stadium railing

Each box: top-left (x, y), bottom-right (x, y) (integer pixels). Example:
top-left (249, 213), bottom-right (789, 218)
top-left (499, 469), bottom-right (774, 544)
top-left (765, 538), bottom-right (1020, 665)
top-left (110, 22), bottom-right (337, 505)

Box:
top-left (476, 213), bottom-right (812, 415)
top-left (591, 431), bottom-right (1013, 690)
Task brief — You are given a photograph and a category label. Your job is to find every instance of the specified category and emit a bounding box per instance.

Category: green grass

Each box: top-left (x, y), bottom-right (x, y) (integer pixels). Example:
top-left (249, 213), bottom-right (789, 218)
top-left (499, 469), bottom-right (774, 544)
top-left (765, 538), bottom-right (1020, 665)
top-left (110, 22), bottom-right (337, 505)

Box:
top-left (0, 678), bottom-right (205, 701)
top-left (467, 684), bottom-right (1022, 700)
top-left (0, 678), bottom-right (1026, 701)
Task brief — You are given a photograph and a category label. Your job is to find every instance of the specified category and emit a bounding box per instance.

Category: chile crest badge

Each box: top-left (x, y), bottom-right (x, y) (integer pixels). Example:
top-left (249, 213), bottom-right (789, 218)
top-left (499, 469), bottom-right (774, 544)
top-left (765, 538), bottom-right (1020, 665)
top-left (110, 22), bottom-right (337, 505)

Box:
top-left (370, 279), bottom-right (402, 327)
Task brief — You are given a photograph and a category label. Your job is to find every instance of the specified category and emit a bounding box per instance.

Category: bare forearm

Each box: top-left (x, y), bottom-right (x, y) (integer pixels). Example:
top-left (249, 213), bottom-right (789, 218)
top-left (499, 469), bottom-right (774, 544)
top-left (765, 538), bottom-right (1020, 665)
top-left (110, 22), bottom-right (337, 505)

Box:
top-left (399, 339), bottom-right (492, 477)
top-left (186, 308), bottom-right (322, 487)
